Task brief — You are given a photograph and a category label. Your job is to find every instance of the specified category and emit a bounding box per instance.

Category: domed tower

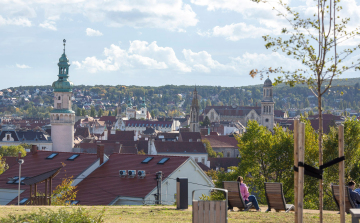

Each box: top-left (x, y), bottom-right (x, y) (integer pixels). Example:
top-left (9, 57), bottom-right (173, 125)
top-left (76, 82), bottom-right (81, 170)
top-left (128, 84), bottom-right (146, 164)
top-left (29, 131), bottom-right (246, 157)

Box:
top-left (261, 78), bottom-right (275, 130)
top-left (50, 39), bottom-right (75, 152)
top-left (189, 86), bottom-right (200, 132)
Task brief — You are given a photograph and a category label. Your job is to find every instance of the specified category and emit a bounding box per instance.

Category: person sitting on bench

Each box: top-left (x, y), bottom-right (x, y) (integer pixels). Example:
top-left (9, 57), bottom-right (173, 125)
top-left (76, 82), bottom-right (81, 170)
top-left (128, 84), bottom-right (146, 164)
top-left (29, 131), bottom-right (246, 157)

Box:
top-left (237, 176), bottom-right (261, 212)
top-left (348, 181), bottom-right (360, 208)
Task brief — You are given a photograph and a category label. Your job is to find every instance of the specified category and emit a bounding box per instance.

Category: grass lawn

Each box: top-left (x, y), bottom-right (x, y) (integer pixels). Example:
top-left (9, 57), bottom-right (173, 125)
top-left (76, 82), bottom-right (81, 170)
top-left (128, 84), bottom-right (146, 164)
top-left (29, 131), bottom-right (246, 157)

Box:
top-left (0, 205), bottom-right (353, 222)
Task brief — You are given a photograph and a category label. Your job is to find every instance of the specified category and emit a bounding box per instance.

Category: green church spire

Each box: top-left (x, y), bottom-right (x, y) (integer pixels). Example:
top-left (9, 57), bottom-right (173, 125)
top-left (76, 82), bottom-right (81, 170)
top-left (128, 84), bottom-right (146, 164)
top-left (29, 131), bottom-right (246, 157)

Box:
top-left (52, 39), bottom-right (74, 92)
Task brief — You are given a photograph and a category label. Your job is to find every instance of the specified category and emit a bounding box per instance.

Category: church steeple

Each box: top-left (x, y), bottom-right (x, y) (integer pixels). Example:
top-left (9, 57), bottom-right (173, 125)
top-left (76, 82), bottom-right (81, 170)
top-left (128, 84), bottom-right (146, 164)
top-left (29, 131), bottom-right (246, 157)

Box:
top-left (190, 86), bottom-right (200, 132)
top-left (52, 39), bottom-right (73, 92)
top-left (50, 39), bottom-right (75, 153)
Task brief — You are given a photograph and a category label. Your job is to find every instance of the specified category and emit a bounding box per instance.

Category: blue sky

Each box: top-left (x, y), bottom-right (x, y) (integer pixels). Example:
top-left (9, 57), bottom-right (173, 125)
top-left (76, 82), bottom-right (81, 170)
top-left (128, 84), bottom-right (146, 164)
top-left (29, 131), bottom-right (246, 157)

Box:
top-left (1, 0), bottom-right (359, 89)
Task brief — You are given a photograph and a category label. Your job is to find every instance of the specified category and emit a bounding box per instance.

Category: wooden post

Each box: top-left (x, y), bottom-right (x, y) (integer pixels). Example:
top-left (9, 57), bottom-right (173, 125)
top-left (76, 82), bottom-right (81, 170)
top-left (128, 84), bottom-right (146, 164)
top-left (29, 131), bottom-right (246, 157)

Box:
top-left (294, 119), bottom-right (299, 223)
top-left (297, 122), bottom-right (305, 223)
top-left (34, 183), bottom-right (37, 205)
top-left (45, 179), bottom-right (48, 205)
top-left (339, 124), bottom-right (345, 223)
top-left (49, 178), bottom-right (52, 205)
top-left (30, 184), bottom-right (32, 205)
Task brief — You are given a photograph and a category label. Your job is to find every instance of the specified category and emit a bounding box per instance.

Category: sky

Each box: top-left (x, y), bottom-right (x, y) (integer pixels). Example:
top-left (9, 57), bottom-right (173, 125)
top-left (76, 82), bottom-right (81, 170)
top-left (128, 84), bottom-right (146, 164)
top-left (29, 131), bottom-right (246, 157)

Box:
top-left (1, 0), bottom-right (360, 89)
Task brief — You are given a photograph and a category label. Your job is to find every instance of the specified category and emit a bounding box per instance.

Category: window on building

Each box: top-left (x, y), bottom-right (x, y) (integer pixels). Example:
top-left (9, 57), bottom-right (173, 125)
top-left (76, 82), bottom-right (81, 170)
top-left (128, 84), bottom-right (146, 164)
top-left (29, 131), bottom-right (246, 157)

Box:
top-left (57, 103), bottom-right (61, 109)
top-left (265, 118), bottom-right (269, 122)
top-left (195, 157), bottom-right (198, 162)
top-left (7, 134), bottom-right (10, 140)
top-left (46, 153), bottom-right (58, 159)
top-left (58, 96), bottom-right (61, 100)
top-left (18, 198), bottom-right (28, 205)
top-left (227, 152), bottom-right (231, 157)
top-left (67, 154), bottom-right (80, 161)
top-left (201, 158), bottom-right (205, 164)
top-left (157, 157), bottom-right (169, 164)
top-left (141, 157), bottom-right (154, 164)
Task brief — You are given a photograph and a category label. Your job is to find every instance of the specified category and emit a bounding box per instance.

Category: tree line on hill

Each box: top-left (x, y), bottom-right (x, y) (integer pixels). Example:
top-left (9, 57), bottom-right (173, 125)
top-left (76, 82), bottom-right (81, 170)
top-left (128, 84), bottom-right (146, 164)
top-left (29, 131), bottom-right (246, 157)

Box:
top-left (1, 78), bottom-right (360, 118)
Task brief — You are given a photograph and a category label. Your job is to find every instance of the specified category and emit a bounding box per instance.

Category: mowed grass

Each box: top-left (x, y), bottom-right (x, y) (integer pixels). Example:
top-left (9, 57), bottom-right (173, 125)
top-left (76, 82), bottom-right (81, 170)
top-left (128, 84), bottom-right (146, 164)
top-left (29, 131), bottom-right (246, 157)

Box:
top-left (0, 205), bottom-right (353, 222)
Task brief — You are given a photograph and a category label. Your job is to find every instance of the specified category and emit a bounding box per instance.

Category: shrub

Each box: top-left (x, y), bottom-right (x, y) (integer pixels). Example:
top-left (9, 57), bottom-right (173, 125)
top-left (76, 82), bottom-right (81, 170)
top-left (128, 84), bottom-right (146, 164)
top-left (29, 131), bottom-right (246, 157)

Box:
top-left (0, 207), bottom-right (105, 223)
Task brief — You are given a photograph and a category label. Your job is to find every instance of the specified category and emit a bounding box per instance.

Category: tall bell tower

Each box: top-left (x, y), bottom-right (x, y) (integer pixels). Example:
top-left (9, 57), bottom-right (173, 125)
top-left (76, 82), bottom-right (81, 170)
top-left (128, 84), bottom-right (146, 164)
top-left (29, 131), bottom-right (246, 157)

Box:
top-left (261, 78), bottom-right (275, 130)
top-left (189, 86), bottom-right (200, 132)
top-left (50, 39), bottom-right (75, 152)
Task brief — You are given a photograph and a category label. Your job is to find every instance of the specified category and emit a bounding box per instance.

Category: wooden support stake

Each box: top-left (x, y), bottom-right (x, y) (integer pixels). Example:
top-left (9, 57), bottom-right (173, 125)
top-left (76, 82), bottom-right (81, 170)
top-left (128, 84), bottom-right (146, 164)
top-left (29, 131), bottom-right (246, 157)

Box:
top-left (294, 119), bottom-right (299, 223)
top-left (339, 124), bottom-right (345, 223)
top-left (297, 122), bottom-right (305, 223)
top-left (45, 179), bottom-right (48, 205)
top-left (49, 178), bottom-right (52, 205)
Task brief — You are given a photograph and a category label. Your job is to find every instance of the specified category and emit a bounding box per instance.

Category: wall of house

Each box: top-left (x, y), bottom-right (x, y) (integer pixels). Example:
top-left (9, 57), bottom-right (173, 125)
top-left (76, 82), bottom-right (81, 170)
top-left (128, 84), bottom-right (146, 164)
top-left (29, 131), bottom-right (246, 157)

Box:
top-left (143, 159), bottom-right (214, 205)
top-left (212, 147), bottom-right (239, 158)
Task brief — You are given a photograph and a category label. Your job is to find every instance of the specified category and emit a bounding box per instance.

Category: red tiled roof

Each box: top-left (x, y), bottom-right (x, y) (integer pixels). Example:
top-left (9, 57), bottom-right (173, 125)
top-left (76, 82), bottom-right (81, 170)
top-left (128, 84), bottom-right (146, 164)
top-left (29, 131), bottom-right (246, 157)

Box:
top-left (77, 142), bottom-right (121, 155)
top-left (204, 106), bottom-right (285, 118)
top-left (120, 146), bottom-right (138, 154)
top-left (197, 162), bottom-right (210, 172)
top-left (107, 131), bottom-right (135, 141)
top-left (2, 156), bottom-right (18, 169)
top-left (124, 120), bottom-right (173, 127)
top-left (74, 127), bottom-right (90, 138)
top-left (208, 157), bottom-right (240, 170)
top-left (203, 135), bottom-right (238, 148)
top-left (179, 132), bottom-right (201, 142)
top-left (99, 116), bottom-right (117, 124)
top-left (0, 151), bottom-right (98, 205)
top-left (154, 141), bottom-right (207, 154)
top-left (75, 154), bottom-right (189, 205)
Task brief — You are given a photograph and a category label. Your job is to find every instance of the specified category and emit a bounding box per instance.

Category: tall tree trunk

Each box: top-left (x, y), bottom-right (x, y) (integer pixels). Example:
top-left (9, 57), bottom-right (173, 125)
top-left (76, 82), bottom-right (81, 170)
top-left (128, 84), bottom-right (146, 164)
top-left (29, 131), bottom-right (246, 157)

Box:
top-left (318, 84), bottom-right (323, 223)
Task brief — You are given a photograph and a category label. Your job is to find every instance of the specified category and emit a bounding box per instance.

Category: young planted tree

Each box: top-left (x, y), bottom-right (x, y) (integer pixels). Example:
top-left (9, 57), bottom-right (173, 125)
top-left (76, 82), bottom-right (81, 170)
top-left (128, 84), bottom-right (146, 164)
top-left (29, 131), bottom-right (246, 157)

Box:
top-left (250, 0), bottom-right (360, 219)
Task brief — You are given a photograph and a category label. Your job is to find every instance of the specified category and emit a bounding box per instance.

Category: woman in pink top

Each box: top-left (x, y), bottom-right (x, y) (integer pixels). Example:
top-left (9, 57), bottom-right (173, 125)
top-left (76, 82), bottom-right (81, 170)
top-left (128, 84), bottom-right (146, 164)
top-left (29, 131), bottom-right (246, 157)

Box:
top-left (237, 176), bottom-right (261, 211)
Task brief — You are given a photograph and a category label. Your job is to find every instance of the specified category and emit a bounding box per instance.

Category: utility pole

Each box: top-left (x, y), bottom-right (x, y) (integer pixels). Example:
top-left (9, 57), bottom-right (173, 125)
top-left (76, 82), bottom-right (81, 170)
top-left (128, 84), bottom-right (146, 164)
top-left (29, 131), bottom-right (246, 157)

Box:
top-left (18, 157), bottom-right (24, 205)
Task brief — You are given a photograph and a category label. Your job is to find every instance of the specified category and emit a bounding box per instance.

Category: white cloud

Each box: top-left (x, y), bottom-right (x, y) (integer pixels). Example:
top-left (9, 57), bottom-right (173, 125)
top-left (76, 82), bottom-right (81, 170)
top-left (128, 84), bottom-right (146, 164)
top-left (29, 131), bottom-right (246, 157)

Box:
top-left (199, 23), bottom-right (273, 41)
top-left (86, 28), bottom-right (103, 36)
top-left (73, 40), bottom-right (304, 76)
top-left (73, 41), bottom-right (189, 73)
top-left (0, 0), bottom-right (198, 31)
top-left (39, 20), bottom-right (57, 30)
top-left (39, 16), bottom-right (58, 31)
top-left (182, 49), bottom-right (234, 72)
top-left (0, 15), bottom-right (31, 27)
top-left (16, 64), bottom-right (31, 69)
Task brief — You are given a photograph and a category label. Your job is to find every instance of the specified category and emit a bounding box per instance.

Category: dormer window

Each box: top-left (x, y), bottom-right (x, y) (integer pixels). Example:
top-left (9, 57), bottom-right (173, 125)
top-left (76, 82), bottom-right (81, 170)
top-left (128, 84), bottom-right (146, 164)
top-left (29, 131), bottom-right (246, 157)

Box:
top-left (7, 134), bottom-right (10, 140)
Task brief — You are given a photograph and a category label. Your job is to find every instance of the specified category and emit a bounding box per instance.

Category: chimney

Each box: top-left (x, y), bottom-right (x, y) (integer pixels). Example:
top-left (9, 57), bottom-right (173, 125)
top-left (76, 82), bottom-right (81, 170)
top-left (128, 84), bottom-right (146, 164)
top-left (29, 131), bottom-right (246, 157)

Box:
top-left (17, 152), bottom-right (22, 160)
top-left (31, 145), bottom-right (37, 155)
top-left (97, 144), bottom-right (104, 165)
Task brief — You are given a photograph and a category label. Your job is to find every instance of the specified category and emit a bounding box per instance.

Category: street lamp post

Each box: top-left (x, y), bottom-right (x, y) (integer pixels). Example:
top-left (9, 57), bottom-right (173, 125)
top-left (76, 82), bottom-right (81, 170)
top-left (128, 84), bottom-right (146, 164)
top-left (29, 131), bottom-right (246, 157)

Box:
top-left (18, 158), bottom-right (24, 206)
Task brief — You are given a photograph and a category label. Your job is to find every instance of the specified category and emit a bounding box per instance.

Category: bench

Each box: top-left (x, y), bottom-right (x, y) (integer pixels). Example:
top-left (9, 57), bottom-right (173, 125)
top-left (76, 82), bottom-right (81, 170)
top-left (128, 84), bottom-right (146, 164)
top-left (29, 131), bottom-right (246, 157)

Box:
top-left (332, 185), bottom-right (356, 213)
top-left (264, 182), bottom-right (294, 212)
top-left (223, 181), bottom-right (253, 211)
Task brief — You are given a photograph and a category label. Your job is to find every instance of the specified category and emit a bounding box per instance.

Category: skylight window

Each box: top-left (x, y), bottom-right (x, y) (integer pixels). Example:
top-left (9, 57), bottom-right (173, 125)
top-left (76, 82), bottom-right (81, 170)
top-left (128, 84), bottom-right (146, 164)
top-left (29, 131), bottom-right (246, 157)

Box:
top-left (141, 157), bottom-right (154, 164)
top-left (15, 177), bottom-right (27, 184)
top-left (18, 198), bottom-right (28, 205)
top-left (7, 176), bottom-right (18, 184)
top-left (67, 154), bottom-right (80, 160)
top-left (46, 153), bottom-right (58, 159)
top-left (157, 158), bottom-right (170, 164)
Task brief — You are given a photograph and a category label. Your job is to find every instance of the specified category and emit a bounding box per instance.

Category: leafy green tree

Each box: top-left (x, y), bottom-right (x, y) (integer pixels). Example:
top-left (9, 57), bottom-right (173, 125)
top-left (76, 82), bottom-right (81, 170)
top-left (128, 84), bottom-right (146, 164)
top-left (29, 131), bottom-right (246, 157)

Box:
top-left (108, 110), bottom-right (112, 116)
top-left (0, 145), bottom-right (26, 157)
top-left (202, 139), bottom-right (223, 158)
top-left (250, 0), bottom-right (360, 215)
top-left (90, 106), bottom-right (95, 117)
top-left (81, 108), bottom-right (86, 116)
top-left (76, 108), bottom-right (81, 116)
top-left (97, 108), bottom-right (103, 117)
top-left (202, 116), bottom-right (211, 127)
top-left (0, 156), bottom-right (8, 175)
top-left (51, 176), bottom-right (78, 206)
